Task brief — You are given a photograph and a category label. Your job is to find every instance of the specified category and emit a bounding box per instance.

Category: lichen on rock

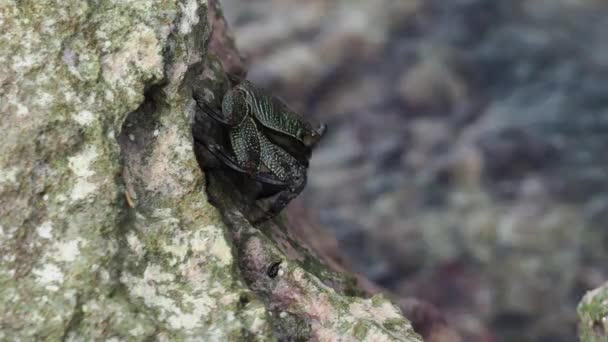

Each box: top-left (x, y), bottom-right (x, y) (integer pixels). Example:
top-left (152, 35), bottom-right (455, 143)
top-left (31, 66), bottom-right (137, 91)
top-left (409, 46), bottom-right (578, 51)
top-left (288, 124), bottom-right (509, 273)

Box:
top-left (578, 282), bottom-right (608, 342)
top-left (0, 0), bottom-right (421, 340)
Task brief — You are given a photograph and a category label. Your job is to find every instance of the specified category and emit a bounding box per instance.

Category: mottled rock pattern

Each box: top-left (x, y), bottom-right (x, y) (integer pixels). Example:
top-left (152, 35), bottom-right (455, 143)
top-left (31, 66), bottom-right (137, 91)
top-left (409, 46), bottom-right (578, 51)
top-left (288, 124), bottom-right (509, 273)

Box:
top-left (578, 282), bottom-right (608, 342)
top-left (0, 0), bottom-right (421, 340)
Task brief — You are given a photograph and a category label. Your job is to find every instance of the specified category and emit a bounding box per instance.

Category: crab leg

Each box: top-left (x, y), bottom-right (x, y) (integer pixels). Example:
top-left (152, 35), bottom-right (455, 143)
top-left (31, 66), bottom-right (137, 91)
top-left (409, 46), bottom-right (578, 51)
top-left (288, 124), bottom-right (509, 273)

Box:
top-left (193, 137), bottom-right (288, 186)
top-left (194, 96), bottom-right (238, 126)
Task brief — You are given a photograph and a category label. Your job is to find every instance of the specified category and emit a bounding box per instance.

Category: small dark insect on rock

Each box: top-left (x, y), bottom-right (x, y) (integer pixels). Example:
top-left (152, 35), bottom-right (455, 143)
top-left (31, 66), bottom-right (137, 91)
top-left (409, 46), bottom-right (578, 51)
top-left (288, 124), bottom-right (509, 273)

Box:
top-left (267, 260), bottom-right (282, 278)
top-left (193, 74), bottom-right (326, 221)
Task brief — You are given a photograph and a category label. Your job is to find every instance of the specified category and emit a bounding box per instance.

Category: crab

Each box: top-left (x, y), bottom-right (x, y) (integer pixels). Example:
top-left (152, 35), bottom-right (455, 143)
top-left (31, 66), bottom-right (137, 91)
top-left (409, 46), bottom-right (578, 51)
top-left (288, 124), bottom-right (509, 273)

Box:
top-left (193, 75), bottom-right (326, 219)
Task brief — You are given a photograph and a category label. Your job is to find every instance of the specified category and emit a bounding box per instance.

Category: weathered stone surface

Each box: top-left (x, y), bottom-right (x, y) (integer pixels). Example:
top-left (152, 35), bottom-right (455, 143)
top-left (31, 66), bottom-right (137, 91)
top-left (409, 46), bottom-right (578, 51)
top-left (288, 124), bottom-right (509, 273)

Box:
top-left (0, 0), bottom-right (421, 340)
top-left (578, 282), bottom-right (608, 342)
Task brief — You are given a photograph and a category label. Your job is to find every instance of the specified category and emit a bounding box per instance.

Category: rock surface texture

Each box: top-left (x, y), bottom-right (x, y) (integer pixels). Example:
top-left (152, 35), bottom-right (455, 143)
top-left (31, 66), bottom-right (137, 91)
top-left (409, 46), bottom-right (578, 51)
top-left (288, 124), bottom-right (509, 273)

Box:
top-left (0, 0), bottom-right (421, 340)
top-left (578, 282), bottom-right (608, 342)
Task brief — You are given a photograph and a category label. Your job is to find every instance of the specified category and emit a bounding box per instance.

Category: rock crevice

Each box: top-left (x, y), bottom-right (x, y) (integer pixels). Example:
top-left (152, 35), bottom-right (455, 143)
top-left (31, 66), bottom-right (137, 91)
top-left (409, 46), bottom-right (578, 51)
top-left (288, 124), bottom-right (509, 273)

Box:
top-left (0, 0), bottom-right (421, 340)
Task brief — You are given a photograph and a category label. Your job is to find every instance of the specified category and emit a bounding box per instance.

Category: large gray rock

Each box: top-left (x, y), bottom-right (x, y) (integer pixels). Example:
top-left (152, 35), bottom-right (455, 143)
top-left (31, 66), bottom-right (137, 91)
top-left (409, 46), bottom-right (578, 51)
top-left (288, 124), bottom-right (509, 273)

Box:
top-left (0, 0), bottom-right (421, 340)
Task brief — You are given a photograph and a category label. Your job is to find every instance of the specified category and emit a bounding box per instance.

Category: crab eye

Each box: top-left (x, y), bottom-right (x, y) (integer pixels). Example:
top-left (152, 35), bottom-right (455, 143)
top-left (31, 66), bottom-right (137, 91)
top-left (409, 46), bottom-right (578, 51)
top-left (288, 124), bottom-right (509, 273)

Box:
top-left (303, 132), bottom-right (320, 147)
top-left (316, 123), bottom-right (327, 137)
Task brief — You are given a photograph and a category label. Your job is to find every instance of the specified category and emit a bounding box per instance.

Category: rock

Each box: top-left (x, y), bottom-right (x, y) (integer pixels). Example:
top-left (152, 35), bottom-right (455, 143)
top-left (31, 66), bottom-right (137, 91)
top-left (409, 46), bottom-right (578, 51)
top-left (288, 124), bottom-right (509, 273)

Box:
top-left (578, 282), bottom-right (608, 342)
top-left (0, 0), bottom-right (421, 340)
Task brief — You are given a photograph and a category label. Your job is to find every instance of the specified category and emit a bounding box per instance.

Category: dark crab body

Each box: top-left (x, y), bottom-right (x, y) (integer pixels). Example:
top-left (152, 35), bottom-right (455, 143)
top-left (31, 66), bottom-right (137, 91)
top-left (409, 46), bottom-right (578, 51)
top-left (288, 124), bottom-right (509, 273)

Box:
top-left (227, 79), bottom-right (326, 147)
top-left (194, 75), bottom-right (326, 219)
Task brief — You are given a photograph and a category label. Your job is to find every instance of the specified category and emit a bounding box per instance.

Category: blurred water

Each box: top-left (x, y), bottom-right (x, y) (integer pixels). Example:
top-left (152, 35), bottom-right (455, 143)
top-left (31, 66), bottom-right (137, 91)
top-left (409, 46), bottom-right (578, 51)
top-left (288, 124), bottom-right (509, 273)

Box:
top-left (222, 1), bottom-right (608, 340)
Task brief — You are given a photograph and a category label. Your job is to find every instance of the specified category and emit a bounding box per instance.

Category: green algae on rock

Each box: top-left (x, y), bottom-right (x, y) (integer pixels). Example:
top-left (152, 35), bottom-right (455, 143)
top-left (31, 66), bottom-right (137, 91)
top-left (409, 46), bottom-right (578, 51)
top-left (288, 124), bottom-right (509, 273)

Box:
top-left (0, 0), bottom-right (272, 339)
top-left (578, 282), bottom-right (608, 342)
top-left (0, 0), bottom-right (421, 340)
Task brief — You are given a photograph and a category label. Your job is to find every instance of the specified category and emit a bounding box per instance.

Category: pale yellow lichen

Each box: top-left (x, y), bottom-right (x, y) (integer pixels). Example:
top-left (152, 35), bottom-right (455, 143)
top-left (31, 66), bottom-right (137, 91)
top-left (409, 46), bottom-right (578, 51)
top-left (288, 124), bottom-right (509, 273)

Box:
top-left (179, 0), bottom-right (200, 35)
top-left (68, 146), bottom-right (99, 201)
top-left (36, 221), bottom-right (54, 239)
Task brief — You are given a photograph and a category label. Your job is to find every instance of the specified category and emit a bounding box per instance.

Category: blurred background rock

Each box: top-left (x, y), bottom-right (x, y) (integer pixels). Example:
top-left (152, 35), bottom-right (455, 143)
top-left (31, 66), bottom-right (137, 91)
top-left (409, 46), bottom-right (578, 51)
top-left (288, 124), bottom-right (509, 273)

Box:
top-left (221, 0), bottom-right (608, 340)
